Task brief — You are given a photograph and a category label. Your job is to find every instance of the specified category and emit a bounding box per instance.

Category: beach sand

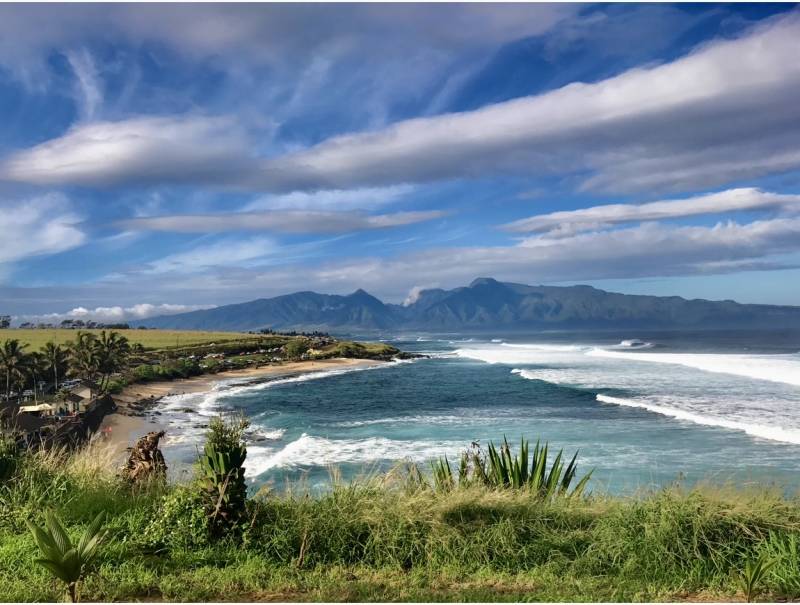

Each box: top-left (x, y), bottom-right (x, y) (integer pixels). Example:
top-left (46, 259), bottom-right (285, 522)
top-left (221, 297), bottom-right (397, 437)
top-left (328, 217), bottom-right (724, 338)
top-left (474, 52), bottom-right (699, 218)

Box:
top-left (99, 358), bottom-right (383, 452)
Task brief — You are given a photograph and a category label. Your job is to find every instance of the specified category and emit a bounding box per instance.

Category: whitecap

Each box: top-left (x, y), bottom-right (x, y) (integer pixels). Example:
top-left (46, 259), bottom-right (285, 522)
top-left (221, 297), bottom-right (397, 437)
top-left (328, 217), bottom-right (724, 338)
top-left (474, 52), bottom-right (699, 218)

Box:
top-left (245, 434), bottom-right (464, 477)
top-left (588, 349), bottom-right (800, 387)
top-left (596, 394), bottom-right (800, 445)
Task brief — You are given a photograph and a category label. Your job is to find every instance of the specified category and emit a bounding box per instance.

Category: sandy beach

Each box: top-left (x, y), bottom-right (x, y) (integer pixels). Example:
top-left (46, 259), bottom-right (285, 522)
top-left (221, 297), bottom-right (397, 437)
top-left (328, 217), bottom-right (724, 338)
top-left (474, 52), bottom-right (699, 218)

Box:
top-left (99, 358), bottom-right (383, 452)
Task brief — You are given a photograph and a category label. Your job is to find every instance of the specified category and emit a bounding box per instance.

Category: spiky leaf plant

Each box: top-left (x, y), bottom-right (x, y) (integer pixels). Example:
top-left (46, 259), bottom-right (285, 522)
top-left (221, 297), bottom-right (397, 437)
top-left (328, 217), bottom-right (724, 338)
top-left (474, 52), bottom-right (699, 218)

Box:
top-left (432, 436), bottom-right (592, 498)
top-left (738, 552), bottom-right (777, 602)
top-left (26, 510), bottom-right (107, 603)
top-left (199, 415), bottom-right (249, 536)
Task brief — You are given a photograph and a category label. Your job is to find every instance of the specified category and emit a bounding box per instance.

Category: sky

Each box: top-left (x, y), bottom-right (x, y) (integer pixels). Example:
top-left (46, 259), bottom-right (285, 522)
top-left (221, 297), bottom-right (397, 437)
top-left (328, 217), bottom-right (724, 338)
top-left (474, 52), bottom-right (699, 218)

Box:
top-left (2, 2), bottom-right (800, 324)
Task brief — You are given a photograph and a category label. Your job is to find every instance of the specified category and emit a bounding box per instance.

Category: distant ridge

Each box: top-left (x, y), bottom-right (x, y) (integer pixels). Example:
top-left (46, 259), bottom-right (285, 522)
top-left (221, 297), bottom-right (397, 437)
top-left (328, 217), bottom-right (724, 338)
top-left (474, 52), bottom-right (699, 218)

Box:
top-left (131, 277), bottom-right (800, 332)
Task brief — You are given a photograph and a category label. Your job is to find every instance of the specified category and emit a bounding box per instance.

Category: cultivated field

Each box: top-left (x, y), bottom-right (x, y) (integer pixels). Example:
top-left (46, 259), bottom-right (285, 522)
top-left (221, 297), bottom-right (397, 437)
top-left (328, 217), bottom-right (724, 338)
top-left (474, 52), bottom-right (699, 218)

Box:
top-left (0, 328), bottom-right (258, 351)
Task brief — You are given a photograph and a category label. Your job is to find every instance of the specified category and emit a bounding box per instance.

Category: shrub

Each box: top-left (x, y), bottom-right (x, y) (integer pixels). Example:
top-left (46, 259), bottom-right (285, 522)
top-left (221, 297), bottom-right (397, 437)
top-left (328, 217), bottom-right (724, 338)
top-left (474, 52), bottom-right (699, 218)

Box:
top-left (0, 433), bottom-right (19, 483)
top-left (141, 486), bottom-right (210, 550)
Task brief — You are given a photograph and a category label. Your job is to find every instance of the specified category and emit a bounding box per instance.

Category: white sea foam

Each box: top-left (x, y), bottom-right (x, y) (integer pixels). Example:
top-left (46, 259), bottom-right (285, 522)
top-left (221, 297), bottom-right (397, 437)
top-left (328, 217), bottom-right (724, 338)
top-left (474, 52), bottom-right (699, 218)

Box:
top-left (588, 349), bottom-right (800, 387)
top-left (247, 427), bottom-right (287, 441)
top-left (245, 434), bottom-right (464, 477)
top-left (455, 343), bottom-right (585, 365)
top-left (596, 394), bottom-right (800, 445)
top-left (331, 412), bottom-right (507, 428)
top-left (612, 339), bottom-right (654, 349)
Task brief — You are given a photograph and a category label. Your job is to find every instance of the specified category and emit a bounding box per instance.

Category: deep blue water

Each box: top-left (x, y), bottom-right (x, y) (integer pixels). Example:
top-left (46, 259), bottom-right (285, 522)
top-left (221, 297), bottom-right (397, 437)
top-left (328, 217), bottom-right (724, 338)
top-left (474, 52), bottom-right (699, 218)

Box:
top-left (157, 330), bottom-right (800, 494)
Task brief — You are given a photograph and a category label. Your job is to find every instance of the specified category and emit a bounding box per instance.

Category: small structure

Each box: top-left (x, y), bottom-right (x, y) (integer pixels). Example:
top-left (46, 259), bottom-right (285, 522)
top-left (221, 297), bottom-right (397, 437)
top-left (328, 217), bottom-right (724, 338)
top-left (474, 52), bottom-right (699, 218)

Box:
top-left (62, 393), bottom-right (84, 414)
top-left (18, 403), bottom-right (56, 417)
top-left (64, 381), bottom-right (100, 413)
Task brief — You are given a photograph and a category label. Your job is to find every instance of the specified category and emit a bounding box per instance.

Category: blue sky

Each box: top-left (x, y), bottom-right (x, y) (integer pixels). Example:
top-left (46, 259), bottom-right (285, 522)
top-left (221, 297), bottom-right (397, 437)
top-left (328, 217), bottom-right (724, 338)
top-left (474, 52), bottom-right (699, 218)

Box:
top-left (2, 2), bottom-right (800, 323)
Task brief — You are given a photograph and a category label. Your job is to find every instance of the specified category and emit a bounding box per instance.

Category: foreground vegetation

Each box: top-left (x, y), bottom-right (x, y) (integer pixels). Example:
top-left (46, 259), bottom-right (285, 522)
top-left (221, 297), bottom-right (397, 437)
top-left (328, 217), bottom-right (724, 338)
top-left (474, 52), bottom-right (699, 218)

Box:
top-left (2, 428), bottom-right (800, 602)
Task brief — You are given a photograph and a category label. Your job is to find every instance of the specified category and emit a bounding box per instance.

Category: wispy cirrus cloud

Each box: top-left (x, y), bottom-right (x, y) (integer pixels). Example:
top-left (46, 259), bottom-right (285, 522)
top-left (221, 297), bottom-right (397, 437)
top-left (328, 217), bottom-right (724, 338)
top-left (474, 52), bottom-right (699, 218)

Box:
top-left (255, 13), bottom-right (800, 194)
top-left (65, 48), bottom-right (102, 120)
top-left (2, 13), bottom-right (799, 194)
top-left (0, 193), bottom-right (85, 275)
top-left (142, 237), bottom-right (277, 275)
top-left (118, 209), bottom-right (446, 234)
top-left (244, 186), bottom-right (414, 211)
top-left (502, 188), bottom-right (800, 235)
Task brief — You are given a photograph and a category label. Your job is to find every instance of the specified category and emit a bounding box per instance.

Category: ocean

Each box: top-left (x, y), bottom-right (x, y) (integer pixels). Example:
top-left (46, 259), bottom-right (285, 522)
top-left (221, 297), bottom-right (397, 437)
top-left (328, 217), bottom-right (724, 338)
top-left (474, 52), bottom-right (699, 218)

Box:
top-left (156, 329), bottom-right (800, 494)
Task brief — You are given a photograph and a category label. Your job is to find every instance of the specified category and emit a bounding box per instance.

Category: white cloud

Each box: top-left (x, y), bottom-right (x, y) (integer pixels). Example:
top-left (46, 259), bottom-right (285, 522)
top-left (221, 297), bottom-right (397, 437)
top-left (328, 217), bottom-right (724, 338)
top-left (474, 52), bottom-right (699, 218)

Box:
top-left (119, 209), bottom-right (445, 234)
top-left (503, 188), bottom-right (800, 234)
top-left (252, 13), bottom-right (800, 194)
top-left (0, 4), bottom-right (576, 69)
top-left (244, 186), bottom-right (414, 211)
top-left (0, 193), bottom-right (85, 270)
top-left (4, 13), bottom-right (800, 194)
top-left (15, 302), bottom-right (214, 325)
top-left (83, 213), bottom-right (800, 305)
top-left (0, 115), bottom-right (256, 187)
top-left (402, 286), bottom-right (427, 307)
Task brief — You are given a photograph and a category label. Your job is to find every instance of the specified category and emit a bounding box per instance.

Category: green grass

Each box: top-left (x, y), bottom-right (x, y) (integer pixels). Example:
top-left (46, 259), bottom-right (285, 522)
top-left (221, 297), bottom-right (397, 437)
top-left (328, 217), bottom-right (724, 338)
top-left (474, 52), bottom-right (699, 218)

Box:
top-left (2, 443), bottom-right (800, 602)
top-left (0, 329), bottom-right (259, 351)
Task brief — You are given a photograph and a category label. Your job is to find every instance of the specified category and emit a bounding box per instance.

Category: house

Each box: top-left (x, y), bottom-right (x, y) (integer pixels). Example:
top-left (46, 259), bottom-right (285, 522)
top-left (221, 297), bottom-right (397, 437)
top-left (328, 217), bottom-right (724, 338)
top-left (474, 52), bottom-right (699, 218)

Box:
top-left (63, 392), bottom-right (84, 414)
top-left (69, 380), bottom-right (98, 400)
top-left (62, 380), bottom-right (100, 413)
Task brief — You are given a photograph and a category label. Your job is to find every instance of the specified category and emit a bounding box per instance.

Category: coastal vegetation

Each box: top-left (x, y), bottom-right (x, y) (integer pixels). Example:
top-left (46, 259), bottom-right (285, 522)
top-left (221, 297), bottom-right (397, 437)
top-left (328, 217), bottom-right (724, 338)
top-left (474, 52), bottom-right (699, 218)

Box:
top-left (0, 329), bottom-right (400, 427)
top-left (1, 425), bottom-right (799, 602)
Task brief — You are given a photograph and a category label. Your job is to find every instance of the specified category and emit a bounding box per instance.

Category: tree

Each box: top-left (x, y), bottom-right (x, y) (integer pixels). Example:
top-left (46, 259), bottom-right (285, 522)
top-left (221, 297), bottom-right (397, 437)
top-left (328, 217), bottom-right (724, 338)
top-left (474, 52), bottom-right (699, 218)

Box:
top-left (93, 331), bottom-right (130, 393)
top-left (42, 342), bottom-right (68, 391)
top-left (66, 332), bottom-right (100, 397)
top-left (27, 352), bottom-right (47, 404)
top-left (0, 316), bottom-right (10, 329)
top-left (0, 339), bottom-right (30, 401)
top-left (283, 339), bottom-right (309, 359)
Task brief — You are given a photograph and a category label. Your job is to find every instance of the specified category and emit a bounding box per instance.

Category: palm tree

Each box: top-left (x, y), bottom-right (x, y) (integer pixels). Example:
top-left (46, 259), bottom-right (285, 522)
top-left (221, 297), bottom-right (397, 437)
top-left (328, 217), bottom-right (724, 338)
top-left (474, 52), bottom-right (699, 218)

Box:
top-left (93, 331), bottom-right (130, 393)
top-left (27, 352), bottom-right (47, 404)
top-left (42, 342), bottom-right (68, 391)
top-left (66, 332), bottom-right (100, 398)
top-left (0, 339), bottom-right (30, 401)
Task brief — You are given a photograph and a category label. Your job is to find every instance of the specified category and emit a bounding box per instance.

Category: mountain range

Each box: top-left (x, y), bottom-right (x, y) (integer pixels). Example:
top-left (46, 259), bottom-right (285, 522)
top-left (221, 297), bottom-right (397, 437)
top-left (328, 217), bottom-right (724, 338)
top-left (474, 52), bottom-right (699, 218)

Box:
top-left (131, 278), bottom-right (800, 333)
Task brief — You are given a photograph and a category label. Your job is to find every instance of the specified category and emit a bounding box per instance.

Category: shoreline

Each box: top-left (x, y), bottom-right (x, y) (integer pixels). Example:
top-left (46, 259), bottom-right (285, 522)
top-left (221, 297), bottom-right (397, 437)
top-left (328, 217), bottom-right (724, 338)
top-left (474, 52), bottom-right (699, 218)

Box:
top-left (100, 357), bottom-right (384, 452)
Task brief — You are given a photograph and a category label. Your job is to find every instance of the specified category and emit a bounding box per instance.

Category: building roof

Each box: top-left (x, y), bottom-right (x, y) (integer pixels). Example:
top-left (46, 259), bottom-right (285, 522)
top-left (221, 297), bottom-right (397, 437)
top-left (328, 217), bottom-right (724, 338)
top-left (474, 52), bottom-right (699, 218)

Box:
top-left (19, 403), bottom-right (55, 413)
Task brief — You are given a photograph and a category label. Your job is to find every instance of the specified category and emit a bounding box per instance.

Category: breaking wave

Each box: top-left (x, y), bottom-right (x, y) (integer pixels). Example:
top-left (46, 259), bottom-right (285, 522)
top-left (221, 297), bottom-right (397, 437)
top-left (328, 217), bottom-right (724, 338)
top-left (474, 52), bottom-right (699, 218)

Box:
top-left (596, 394), bottom-right (800, 445)
top-left (587, 349), bottom-right (800, 387)
top-left (245, 434), bottom-right (464, 477)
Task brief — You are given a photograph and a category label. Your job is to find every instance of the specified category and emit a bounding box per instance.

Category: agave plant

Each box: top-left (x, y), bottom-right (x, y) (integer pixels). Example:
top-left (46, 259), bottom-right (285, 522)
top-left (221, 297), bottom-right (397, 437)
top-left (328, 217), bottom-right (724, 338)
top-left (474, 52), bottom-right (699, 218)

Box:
top-left (431, 436), bottom-right (592, 499)
top-left (26, 510), bottom-right (107, 603)
top-left (199, 415), bottom-right (249, 535)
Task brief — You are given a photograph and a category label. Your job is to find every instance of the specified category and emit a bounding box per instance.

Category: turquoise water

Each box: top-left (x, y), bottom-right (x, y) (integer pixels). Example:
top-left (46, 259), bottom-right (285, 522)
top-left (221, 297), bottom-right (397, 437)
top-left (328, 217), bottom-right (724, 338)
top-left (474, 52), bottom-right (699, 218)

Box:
top-left (158, 330), bottom-right (800, 494)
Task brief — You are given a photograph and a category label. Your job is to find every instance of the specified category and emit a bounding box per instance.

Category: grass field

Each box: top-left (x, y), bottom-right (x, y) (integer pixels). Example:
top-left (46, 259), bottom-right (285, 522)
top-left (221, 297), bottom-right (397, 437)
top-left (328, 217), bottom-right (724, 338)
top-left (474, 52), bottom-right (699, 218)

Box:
top-left (2, 441), bottom-right (800, 602)
top-left (0, 329), bottom-right (260, 351)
